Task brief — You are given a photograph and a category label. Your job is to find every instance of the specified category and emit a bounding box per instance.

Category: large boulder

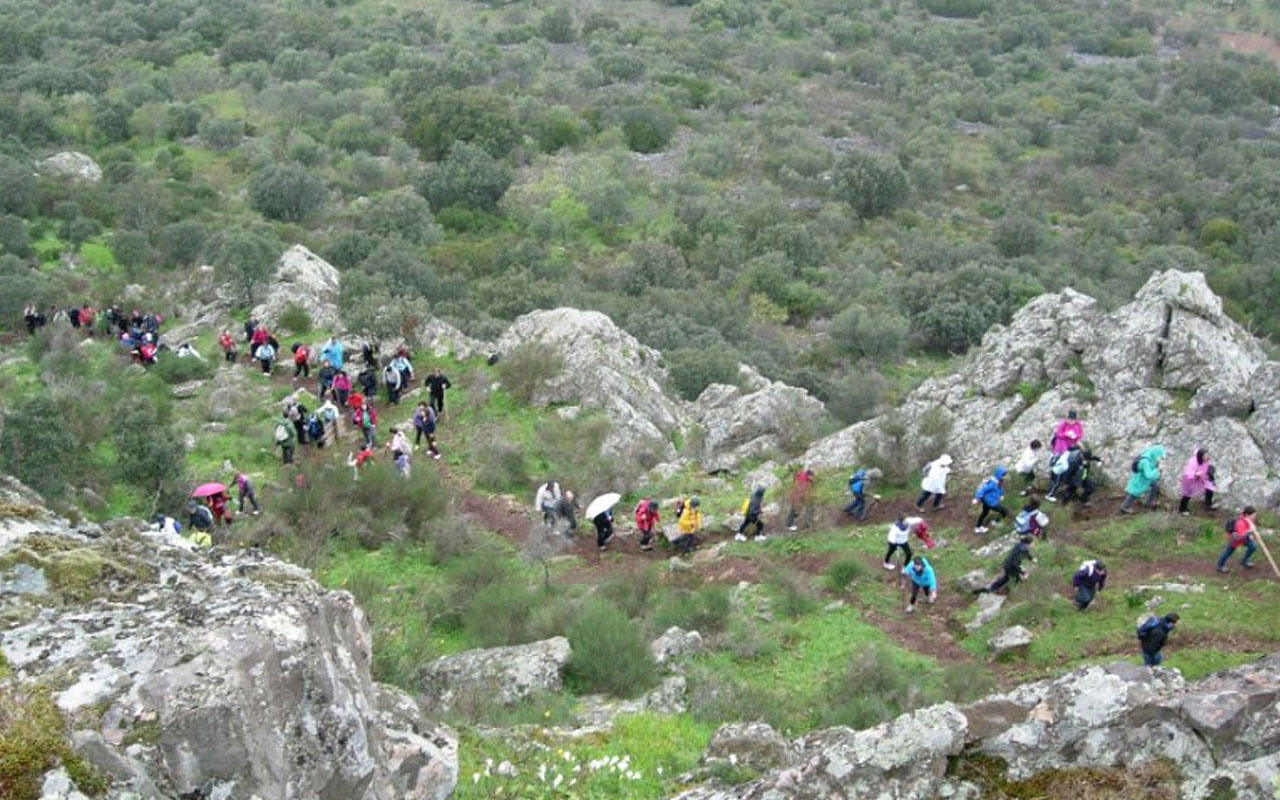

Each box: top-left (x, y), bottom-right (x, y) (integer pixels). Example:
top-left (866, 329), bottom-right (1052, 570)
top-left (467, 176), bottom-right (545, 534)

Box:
top-left (703, 722), bottom-right (792, 771)
top-left (693, 367), bottom-right (828, 472)
top-left (250, 244), bottom-right (342, 333)
top-left (417, 637), bottom-right (572, 713)
top-left (420, 317), bottom-right (493, 360)
top-left (803, 271), bottom-right (1280, 506)
top-left (39, 151), bottom-right (103, 182)
top-left (0, 478), bottom-right (456, 800)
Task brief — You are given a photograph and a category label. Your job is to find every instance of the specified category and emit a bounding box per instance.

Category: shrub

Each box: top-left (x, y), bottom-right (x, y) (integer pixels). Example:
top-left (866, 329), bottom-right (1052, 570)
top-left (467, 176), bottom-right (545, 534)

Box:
top-left (474, 440), bottom-right (530, 492)
top-left (496, 341), bottom-right (564, 404)
top-left (207, 226), bottom-right (281, 308)
top-left (664, 346), bottom-right (739, 402)
top-left (832, 152), bottom-right (909, 218)
top-left (599, 566), bottom-right (658, 619)
top-left (0, 394), bottom-right (78, 500)
top-left (651, 585), bottom-right (732, 633)
top-left (827, 370), bottom-right (889, 425)
top-left (405, 87), bottom-right (521, 161)
top-left (0, 154), bottom-right (35, 215)
top-left (415, 142), bottom-right (513, 213)
top-left (0, 685), bottom-right (108, 800)
top-left (361, 190), bottom-right (442, 245)
top-left (817, 645), bottom-right (943, 730)
top-left (566, 602), bottom-right (658, 697)
top-left (198, 116), bottom-right (245, 149)
top-left (538, 7), bottom-right (577, 42)
top-left (150, 353), bottom-right (214, 384)
top-left (619, 104), bottom-right (677, 153)
top-left (829, 306), bottom-right (909, 362)
top-left (248, 162), bottom-right (328, 223)
top-left (764, 566), bottom-right (818, 619)
top-left (825, 556), bottom-right (868, 592)
top-left (277, 302), bottom-right (312, 335)
top-left (463, 581), bottom-right (542, 646)
top-left (111, 396), bottom-right (187, 513)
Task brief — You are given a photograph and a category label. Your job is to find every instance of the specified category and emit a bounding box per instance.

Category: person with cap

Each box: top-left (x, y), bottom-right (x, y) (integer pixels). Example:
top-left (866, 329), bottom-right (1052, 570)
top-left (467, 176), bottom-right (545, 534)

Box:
top-left (901, 555), bottom-right (938, 614)
top-left (1137, 613), bottom-right (1179, 666)
top-left (736, 487), bottom-right (767, 542)
top-left (972, 466), bottom-right (1009, 533)
top-left (1051, 409), bottom-right (1084, 456)
top-left (635, 498), bottom-right (660, 552)
top-left (1072, 559), bottom-right (1107, 610)
top-left (844, 467), bottom-right (871, 520)
top-left (915, 454), bottom-right (952, 513)
top-left (673, 496), bottom-right (702, 555)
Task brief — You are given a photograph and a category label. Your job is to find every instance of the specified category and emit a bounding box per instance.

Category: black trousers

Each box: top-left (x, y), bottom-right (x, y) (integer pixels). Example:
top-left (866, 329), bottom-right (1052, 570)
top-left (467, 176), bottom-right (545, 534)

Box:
top-left (738, 512), bottom-right (764, 537)
top-left (1178, 490), bottom-right (1214, 513)
top-left (884, 541), bottom-right (912, 565)
top-left (976, 502), bottom-right (1008, 527)
top-left (988, 567), bottom-right (1021, 593)
top-left (430, 392), bottom-right (445, 414)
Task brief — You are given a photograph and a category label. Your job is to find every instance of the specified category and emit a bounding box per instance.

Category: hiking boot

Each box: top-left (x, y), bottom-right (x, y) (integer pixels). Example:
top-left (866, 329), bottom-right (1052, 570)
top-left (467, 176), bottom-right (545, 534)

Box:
top-left (755, 535), bottom-right (768, 542)
top-left (1243, 561), bottom-right (1255, 569)
top-left (598, 545), bottom-right (608, 552)
top-left (734, 534), bottom-right (747, 542)
top-left (1119, 507), bottom-right (1135, 515)
top-left (974, 526), bottom-right (988, 534)
top-left (1180, 511), bottom-right (1190, 517)
top-left (906, 604), bottom-right (915, 613)
top-left (1046, 495), bottom-right (1057, 503)
top-left (640, 544), bottom-right (653, 552)
top-left (882, 561), bottom-right (895, 570)
top-left (1217, 566), bottom-right (1230, 574)
top-left (972, 586), bottom-right (988, 595)
top-left (787, 525), bottom-right (798, 532)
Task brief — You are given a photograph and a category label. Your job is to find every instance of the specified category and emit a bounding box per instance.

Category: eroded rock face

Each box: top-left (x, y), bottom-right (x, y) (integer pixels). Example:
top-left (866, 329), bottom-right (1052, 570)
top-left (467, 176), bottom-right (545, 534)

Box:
top-left (803, 271), bottom-right (1280, 506)
top-left (0, 478), bottom-right (456, 800)
top-left (417, 636), bottom-right (572, 713)
top-left (693, 369), bottom-right (828, 472)
top-left (39, 151), bottom-right (103, 182)
top-left (250, 244), bottom-right (342, 333)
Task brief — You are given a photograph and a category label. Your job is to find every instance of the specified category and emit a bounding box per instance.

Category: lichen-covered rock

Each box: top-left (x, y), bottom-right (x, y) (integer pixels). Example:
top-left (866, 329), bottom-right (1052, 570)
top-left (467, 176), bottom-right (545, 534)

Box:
top-left (420, 317), bottom-right (493, 360)
top-left (0, 478), bottom-right (457, 800)
top-left (987, 625), bottom-right (1033, 657)
top-left (418, 637), bottom-right (572, 712)
top-left (651, 626), bottom-right (704, 666)
top-left (693, 375), bottom-right (828, 472)
top-left (704, 722), bottom-right (792, 771)
top-left (39, 151), bottom-right (103, 182)
top-left (803, 270), bottom-right (1280, 506)
top-left (250, 244), bottom-right (342, 333)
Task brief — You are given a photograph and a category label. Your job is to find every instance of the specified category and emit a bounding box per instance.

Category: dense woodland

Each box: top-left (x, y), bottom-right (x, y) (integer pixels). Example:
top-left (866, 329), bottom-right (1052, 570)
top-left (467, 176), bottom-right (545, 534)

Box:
top-left (4, 0), bottom-right (1280, 417)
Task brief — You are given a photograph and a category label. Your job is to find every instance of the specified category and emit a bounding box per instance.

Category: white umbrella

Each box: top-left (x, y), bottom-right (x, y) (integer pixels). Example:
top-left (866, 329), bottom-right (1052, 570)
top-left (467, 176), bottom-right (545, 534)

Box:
top-left (585, 492), bottom-right (621, 521)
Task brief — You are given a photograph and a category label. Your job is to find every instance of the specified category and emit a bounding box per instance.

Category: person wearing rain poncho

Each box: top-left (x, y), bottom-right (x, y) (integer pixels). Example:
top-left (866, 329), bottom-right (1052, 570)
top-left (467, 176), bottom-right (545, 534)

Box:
top-left (1120, 445), bottom-right (1165, 514)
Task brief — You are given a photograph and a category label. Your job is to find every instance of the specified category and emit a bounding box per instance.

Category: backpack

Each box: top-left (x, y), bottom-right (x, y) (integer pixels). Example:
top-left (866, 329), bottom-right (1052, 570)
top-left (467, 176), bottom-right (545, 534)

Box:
top-left (1136, 616), bottom-right (1161, 641)
top-left (307, 415), bottom-right (323, 441)
top-left (383, 365), bottom-right (400, 387)
top-left (1225, 516), bottom-right (1238, 535)
top-left (1131, 455), bottom-right (1141, 473)
top-left (275, 423), bottom-right (290, 443)
top-left (1050, 452), bottom-right (1070, 476)
top-left (674, 498), bottom-right (686, 520)
top-left (361, 409), bottom-right (373, 429)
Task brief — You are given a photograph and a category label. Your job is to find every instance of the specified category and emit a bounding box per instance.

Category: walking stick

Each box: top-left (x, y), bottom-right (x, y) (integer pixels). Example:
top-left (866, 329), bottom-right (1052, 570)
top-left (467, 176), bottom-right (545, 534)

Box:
top-left (1254, 529), bottom-right (1280, 580)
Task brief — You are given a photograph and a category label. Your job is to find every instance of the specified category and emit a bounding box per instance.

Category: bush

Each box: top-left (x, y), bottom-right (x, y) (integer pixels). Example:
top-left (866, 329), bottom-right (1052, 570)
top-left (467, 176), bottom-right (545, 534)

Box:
top-left (463, 581), bottom-right (543, 646)
top-left (566, 602), bottom-right (658, 697)
top-left (474, 440), bottom-right (530, 492)
top-left (829, 306), bottom-right (909, 362)
top-left (198, 116), bottom-right (244, 149)
top-left (664, 346), bottom-right (739, 402)
top-left (416, 142), bottom-right (513, 212)
top-left (150, 353), bottom-right (214, 384)
top-left (599, 566), bottom-right (658, 619)
top-left (496, 341), bottom-right (564, 404)
top-left (651, 585), bottom-right (732, 633)
top-left (277, 302), bottom-right (312, 335)
top-left (832, 152), bottom-right (909, 218)
top-left (0, 154), bottom-right (36, 215)
top-left (111, 396), bottom-right (187, 512)
top-left (619, 105), bottom-right (677, 154)
top-left (361, 190), bottom-right (442, 245)
top-left (827, 370), bottom-right (889, 425)
top-left (817, 645), bottom-right (943, 730)
top-left (0, 395), bottom-right (78, 499)
top-left (248, 163), bottom-right (328, 223)
top-left (764, 566), bottom-right (818, 619)
top-left (825, 556), bottom-right (868, 592)
top-left (405, 87), bottom-right (521, 161)
top-left (539, 7), bottom-right (577, 43)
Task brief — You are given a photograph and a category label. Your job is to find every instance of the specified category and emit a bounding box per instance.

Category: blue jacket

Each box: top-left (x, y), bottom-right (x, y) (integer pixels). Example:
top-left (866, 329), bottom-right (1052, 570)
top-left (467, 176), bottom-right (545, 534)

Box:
top-left (902, 558), bottom-right (936, 590)
top-left (322, 341), bottom-right (344, 370)
top-left (974, 467), bottom-right (1007, 507)
top-left (849, 469), bottom-right (867, 495)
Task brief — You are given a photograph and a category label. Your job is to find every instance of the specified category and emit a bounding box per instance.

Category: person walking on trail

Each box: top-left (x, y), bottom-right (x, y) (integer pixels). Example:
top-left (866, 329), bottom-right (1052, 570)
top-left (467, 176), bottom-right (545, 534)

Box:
top-left (1137, 613), bottom-right (1179, 666)
top-left (635, 499), bottom-right (660, 552)
top-left (915, 454), bottom-right (952, 512)
top-left (884, 516), bottom-right (920, 570)
top-left (356, 401), bottom-right (377, 448)
top-left (383, 361), bottom-right (403, 405)
top-left (333, 370), bottom-right (352, 408)
top-left (186, 499), bottom-right (214, 537)
top-left (425, 368), bottom-right (452, 417)
top-left (1059, 448), bottom-right (1101, 506)
top-left (254, 340), bottom-right (276, 376)
top-left (391, 350), bottom-right (414, 393)
top-left (319, 398), bottom-right (340, 446)
top-left (673, 496), bottom-right (702, 555)
top-left (347, 443), bottom-right (375, 481)
top-left (292, 343), bottom-right (311, 380)
top-left (1013, 498), bottom-right (1049, 540)
top-left (1072, 559), bottom-right (1107, 611)
top-left (535, 480), bottom-right (564, 526)
top-left (412, 402), bottom-right (441, 460)
top-left (554, 491), bottom-right (579, 533)
top-left (286, 400), bottom-right (308, 445)
top-left (736, 487), bottom-right (767, 542)
top-left (593, 507), bottom-right (615, 552)
top-left (358, 365), bottom-right (377, 399)
top-left (234, 472), bottom-right (260, 515)
top-left (1217, 506), bottom-right (1260, 573)
top-left (1046, 443), bottom-right (1079, 502)
top-left (209, 491), bottom-right (232, 526)
top-left (1120, 445), bottom-right (1165, 514)
top-left (972, 466), bottom-right (1009, 533)
top-left (786, 466), bottom-right (816, 531)
top-left (1178, 448), bottom-right (1216, 516)
top-left (1016, 439), bottom-right (1043, 496)
top-left (318, 359), bottom-right (336, 402)
top-left (844, 468), bottom-right (871, 520)
top-left (250, 322), bottom-right (270, 353)
top-left (975, 535), bottom-right (1035, 595)
top-left (388, 425), bottom-right (411, 478)
top-left (361, 341), bottom-right (379, 367)
top-left (274, 413), bottom-right (296, 465)
top-left (218, 331), bottom-right (237, 364)
top-left (321, 336), bottom-right (345, 371)
top-left (901, 556), bottom-right (937, 614)
top-left (1051, 409), bottom-right (1084, 456)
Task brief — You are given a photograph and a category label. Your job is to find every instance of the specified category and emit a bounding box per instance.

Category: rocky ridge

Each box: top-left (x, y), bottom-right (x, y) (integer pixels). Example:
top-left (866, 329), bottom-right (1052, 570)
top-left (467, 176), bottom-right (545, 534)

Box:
top-left (803, 270), bottom-right (1280, 505)
top-left (0, 477), bottom-right (457, 800)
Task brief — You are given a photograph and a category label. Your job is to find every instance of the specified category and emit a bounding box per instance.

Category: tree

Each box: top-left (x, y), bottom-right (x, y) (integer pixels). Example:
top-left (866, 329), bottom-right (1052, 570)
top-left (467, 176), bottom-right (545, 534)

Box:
top-left (0, 154), bottom-right (35, 216)
top-left (993, 213), bottom-right (1047, 258)
top-left (340, 273), bottom-right (426, 350)
top-left (112, 396), bottom-right (186, 511)
top-left (405, 87), bottom-right (521, 161)
top-left (539, 7), bottom-right (577, 43)
top-left (328, 112), bottom-right (390, 154)
top-left (829, 305), bottom-right (909, 362)
top-left (198, 116), bottom-right (245, 149)
top-left (832, 151), bottom-right (909, 218)
top-left (248, 163), bottom-right (328, 222)
top-left (157, 220), bottom-right (210, 268)
top-left (361, 190), bottom-right (442, 245)
top-left (0, 395), bottom-right (78, 499)
top-left (359, 237), bottom-right (443, 298)
top-left (208, 227), bottom-right (280, 307)
top-left (415, 141), bottom-right (513, 212)
top-left (618, 105), bottom-right (676, 154)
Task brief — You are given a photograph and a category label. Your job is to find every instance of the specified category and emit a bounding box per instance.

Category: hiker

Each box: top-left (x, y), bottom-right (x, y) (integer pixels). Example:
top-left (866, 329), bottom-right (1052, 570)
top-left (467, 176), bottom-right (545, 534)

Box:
top-left (152, 514), bottom-right (181, 537)
top-left (975, 535), bottom-right (1035, 595)
top-left (1058, 449), bottom-right (1101, 506)
top-left (913, 518), bottom-right (937, 550)
top-left (1072, 559), bottom-right (1107, 610)
top-left (383, 360), bottom-right (403, 404)
top-left (1013, 498), bottom-right (1049, 540)
top-left (274, 413), bottom-right (296, 464)
top-left (209, 491), bottom-right (232, 526)
top-left (1217, 506), bottom-right (1259, 573)
top-left (1016, 439), bottom-right (1043, 496)
top-left (319, 398), bottom-right (340, 446)
top-left (137, 339), bottom-right (158, 367)
top-left (347, 444), bottom-right (375, 481)
top-left (388, 426), bottom-right (411, 478)
top-left (425, 368), bottom-right (452, 416)
top-left (736, 487), bottom-right (767, 542)
top-left (673, 496), bottom-right (702, 555)
top-left (358, 365), bottom-right (377, 399)
top-left (176, 342), bottom-right (203, 360)
top-left (901, 556), bottom-right (937, 613)
top-left (79, 304), bottom-right (95, 334)
top-left (915, 454), bottom-right (952, 512)
top-left (844, 468), bottom-right (870, 520)
top-left (286, 400), bottom-right (308, 445)
top-left (292, 342), bottom-right (311, 380)
top-left (187, 499), bottom-right (214, 535)
top-left (884, 516), bottom-right (920, 570)
top-left (553, 491), bottom-right (579, 532)
top-left (1178, 448), bottom-right (1216, 516)
top-left (361, 341), bottom-right (379, 367)
top-left (635, 498), bottom-right (660, 551)
top-left (1046, 443), bottom-right (1079, 502)
top-left (333, 370), bottom-right (352, 407)
top-left (391, 350), bottom-right (414, 394)
top-left (250, 323), bottom-right (270, 364)
top-left (218, 331), bottom-right (237, 363)
top-left (593, 507), bottom-right (614, 551)
top-left (412, 402), bottom-right (441, 460)
top-left (254, 339), bottom-right (276, 375)
top-left (234, 472), bottom-right (260, 514)
top-left (356, 401), bottom-right (377, 448)
top-left (306, 411), bottom-right (325, 449)
top-left (1137, 613), bottom-right (1179, 666)
top-left (1119, 445), bottom-right (1165, 514)
top-left (1051, 409), bottom-right (1084, 456)
top-left (785, 466), bottom-right (816, 531)
top-left (318, 359), bottom-right (336, 402)
top-left (244, 316), bottom-right (259, 345)
top-left (535, 480), bottom-right (564, 526)
top-left (972, 466), bottom-right (1009, 533)
top-left (321, 336), bottom-right (345, 371)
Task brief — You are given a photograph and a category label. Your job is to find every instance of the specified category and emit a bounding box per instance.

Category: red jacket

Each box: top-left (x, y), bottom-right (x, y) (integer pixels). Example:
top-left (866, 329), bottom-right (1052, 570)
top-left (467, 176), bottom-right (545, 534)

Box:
top-left (251, 327), bottom-right (269, 346)
top-left (294, 345), bottom-right (310, 365)
top-left (1230, 517), bottom-right (1256, 547)
top-left (219, 333), bottom-right (235, 352)
top-left (635, 500), bottom-right (659, 530)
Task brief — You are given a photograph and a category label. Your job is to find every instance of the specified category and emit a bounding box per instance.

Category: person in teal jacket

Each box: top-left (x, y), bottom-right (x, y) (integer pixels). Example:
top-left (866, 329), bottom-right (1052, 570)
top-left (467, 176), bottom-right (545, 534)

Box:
top-left (1120, 445), bottom-right (1165, 514)
top-left (901, 556), bottom-right (937, 613)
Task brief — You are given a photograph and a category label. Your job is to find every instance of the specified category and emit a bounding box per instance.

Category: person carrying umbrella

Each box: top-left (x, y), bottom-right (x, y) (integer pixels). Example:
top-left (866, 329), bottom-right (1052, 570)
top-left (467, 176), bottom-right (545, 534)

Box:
top-left (586, 493), bottom-right (621, 552)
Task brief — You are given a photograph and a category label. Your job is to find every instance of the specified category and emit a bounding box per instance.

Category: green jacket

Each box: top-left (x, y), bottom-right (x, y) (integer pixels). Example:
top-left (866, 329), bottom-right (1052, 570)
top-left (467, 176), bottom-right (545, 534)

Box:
top-left (1125, 445), bottom-right (1165, 496)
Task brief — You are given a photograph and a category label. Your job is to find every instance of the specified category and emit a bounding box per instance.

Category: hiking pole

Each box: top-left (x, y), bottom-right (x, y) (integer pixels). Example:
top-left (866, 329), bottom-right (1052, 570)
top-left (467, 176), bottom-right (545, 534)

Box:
top-left (1254, 529), bottom-right (1280, 580)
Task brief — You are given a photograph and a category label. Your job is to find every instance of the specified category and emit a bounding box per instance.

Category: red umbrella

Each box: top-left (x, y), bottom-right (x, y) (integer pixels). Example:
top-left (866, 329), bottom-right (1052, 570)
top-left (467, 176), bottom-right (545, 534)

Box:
top-left (191, 482), bottom-right (227, 498)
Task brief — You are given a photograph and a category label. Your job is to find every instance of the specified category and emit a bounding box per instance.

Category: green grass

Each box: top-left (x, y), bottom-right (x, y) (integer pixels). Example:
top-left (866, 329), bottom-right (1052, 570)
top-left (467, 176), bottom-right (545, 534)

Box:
top-left (78, 240), bottom-right (118, 273)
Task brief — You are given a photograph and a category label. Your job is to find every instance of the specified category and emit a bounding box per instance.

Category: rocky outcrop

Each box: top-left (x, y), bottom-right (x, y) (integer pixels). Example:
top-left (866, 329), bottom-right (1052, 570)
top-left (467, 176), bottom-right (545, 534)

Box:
top-left (672, 656), bottom-right (1280, 800)
top-left (693, 367), bottom-right (828, 472)
top-left (251, 244), bottom-right (342, 333)
top-left (703, 722), bottom-right (792, 771)
top-left (39, 151), bottom-right (103, 182)
top-left (651, 626), bottom-right (705, 667)
top-left (0, 478), bottom-right (457, 800)
top-left (420, 317), bottom-right (493, 360)
top-left (417, 636), bottom-right (572, 713)
top-left (803, 271), bottom-right (1280, 506)
top-left (987, 625), bottom-right (1033, 657)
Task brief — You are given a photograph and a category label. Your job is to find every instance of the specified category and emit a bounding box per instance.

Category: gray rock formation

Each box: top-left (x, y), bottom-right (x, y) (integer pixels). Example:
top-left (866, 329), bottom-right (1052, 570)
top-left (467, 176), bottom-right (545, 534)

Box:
top-left (693, 368), bottom-right (828, 472)
top-left (250, 244), bottom-right (342, 333)
top-left (672, 655), bottom-right (1280, 800)
top-left (0, 478), bottom-right (456, 800)
top-left (417, 636), bottom-right (572, 712)
top-left (703, 722), bottom-right (792, 771)
top-left (987, 625), bottom-right (1033, 657)
top-left (803, 271), bottom-right (1280, 506)
top-left (420, 317), bottom-right (493, 360)
top-left (39, 151), bottom-right (103, 182)
top-left (651, 626), bottom-right (705, 667)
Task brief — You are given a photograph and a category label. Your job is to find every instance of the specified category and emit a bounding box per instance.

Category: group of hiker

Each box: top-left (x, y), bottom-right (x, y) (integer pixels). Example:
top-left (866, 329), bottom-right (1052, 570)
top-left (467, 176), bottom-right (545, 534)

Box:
top-left (23, 301), bottom-right (180, 366)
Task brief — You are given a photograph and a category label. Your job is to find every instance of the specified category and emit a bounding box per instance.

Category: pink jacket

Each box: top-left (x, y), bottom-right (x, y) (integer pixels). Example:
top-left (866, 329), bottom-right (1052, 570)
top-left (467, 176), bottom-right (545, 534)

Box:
top-left (1051, 419), bottom-right (1083, 455)
top-left (1180, 453), bottom-right (1215, 497)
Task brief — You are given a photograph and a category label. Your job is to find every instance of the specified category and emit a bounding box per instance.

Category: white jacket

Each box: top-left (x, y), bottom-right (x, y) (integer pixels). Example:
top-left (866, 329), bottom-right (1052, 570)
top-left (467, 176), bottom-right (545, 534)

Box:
top-left (887, 516), bottom-right (922, 544)
top-left (921, 459), bottom-right (950, 495)
top-left (1015, 446), bottom-right (1039, 474)
top-left (534, 482), bottom-right (562, 511)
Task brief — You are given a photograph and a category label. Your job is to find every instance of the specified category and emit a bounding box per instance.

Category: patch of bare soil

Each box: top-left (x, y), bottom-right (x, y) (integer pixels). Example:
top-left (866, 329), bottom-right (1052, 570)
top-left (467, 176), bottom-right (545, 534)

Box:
top-left (1221, 29), bottom-right (1280, 65)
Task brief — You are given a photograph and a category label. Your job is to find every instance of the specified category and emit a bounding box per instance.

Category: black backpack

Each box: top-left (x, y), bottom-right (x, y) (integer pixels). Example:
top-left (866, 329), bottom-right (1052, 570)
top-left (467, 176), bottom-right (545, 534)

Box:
top-left (1224, 516), bottom-right (1237, 534)
top-left (1136, 616), bottom-right (1161, 641)
top-left (1131, 455), bottom-right (1141, 473)
top-left (307, 415), bottom-right (323, 441)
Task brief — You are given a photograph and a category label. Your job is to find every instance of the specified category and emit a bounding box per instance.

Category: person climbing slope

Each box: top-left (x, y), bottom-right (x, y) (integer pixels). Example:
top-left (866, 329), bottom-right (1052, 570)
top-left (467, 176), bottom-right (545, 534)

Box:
top-left (975, 535), bottom-right (1035, 595)
top-left (1178, 448), bottom-right (1216, 516)
top-left (1072, 559), bottom-right (1107, 611)
top-left (915, 454), bottom-right (952, 513)
top-left (635, 498), bottom-right (660, 552)
top-left (1217, 506), bottom-right (1259, 574)
top-left (884, 516), bottom-right (921, 570)
top-left (901, 556), bottom-right (937, 614)
top-left (785, 466), bottom-right (815, 531)
top-left (1050, 409), bottom-right (1084, 456)
top-left (844, 467), bottom-right (870, 520)
top-left (1137, 613), bottom-right (1179, 666)
top-left (1015, 439), bottom-right (1043, 496)
top-left (425, 368), bottom-right (452, 417)
top-left (972, 466), bottom-right (1009, 533)
top-left (736, 487), bottom-right (767, 542)
top-left (1119, 445), bottom-right (1165, 514)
